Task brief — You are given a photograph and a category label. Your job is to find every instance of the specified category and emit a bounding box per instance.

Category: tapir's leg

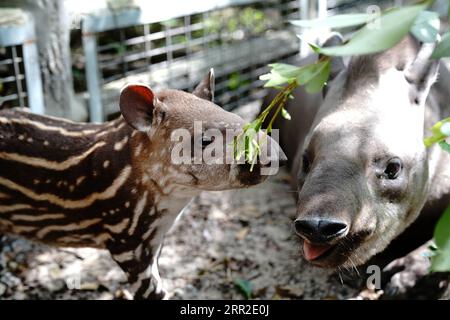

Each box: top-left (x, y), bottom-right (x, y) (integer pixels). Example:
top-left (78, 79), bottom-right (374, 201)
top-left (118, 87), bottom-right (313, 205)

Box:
top-left (109, 240), bottom-right (166, 300)
top-left (381, 240), bottom-right (448, 299)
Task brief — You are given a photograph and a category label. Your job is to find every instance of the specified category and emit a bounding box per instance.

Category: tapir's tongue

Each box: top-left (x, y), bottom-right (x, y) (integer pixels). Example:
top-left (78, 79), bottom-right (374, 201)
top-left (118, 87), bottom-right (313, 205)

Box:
top-left (303, 241), bottom-right (332, 261)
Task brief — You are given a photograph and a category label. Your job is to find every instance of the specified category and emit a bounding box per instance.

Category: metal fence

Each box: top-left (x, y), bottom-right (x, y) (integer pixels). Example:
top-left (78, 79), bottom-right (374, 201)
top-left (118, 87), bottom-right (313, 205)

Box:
top-left (80, 0), bottom-right (302, 122)
top-left (0, 9), bottom-right (44, 114)
top-left (0, 1), bottom-right (427, 121)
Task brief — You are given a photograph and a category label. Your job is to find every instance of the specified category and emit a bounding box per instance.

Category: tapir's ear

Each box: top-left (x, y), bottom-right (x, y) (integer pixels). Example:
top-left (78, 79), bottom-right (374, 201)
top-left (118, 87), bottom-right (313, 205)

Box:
top-left (193, 68), bottom-right (215, 101)
top-left (405, 41), bottom-right (440, 105)
top-left (119, 84), bottom-right (156, 132)
top-left (320, 32), bottom-right (346, 96)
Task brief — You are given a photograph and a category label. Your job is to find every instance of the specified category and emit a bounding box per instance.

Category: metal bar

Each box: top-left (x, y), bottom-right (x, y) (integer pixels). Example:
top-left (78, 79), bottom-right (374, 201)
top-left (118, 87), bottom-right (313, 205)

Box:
top-left (299, 0), bottom-right (309, 57)
top-left (22, 39), bottom-right (45, 114)
top-left (0, 58), bottom-right (23, 66)
top-left (99, 34), bottom-right (220, 71)
top-left (183, 15), bottom-right (194, 90)
top-left (0, 92), bottom-right (27, 103)
top-left (82, 33), bottom-right (104, 122)
top-left (164, 23), bottom-right (173, 87)
top-left (143, 23), bottom-right (151, 71)
top-left (318, 0), bottom-right (327, 18)
top-left (119, 29), bottom-right (128, 77)
top-left (97, 22), bottom-right (204, 52)
top-left (11, 46), bottom-right (25, 108)
top-left (0, 75), bottom-right (25, 84)
top-left (0, 10), bottom-right (35, 47)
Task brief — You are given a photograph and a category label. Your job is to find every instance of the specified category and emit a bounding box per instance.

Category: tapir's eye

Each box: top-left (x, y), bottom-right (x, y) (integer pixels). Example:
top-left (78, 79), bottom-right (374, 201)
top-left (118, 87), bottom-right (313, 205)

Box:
top-left (384, 157), bottom-right (403, 179)
top-left (302, 152), bottom-right (311, 174)
top-left (201, 134), bottom-right (215, 149)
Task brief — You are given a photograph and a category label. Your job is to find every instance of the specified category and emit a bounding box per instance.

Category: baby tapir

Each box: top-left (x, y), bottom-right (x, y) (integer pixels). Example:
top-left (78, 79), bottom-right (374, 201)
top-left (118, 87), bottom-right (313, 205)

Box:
top-left (269, 34), bottom-right (450, 287)
top-left (0, 70), bottom-right (284, 299)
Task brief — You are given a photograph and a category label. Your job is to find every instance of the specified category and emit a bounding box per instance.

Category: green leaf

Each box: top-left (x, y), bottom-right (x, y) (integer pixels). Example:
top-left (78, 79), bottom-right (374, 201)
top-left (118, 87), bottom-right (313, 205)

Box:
top-left (431, 31), bottom-right (450, 59)
top-left (411, 10), bottom-right (440, 43)
top-left (260, 64), bottom-right (301, 87)
top-left (227, 72), bottom-right (241, 91)
top-left (297, 35), bottom-right (322, 53)
top-left (439, 140), bottom-right (450, 154)
top-left (245, 118), bottom-right (263, 133)
top-left (290, 13), bottom-right (372, 29)
top-left (320, 3), bottom-right (428, 56)
top-left (261, 61), bottom-right (329, 88)
top-left (260, 71), bottom-right (290, 87)
top-left (308, 42), bottom-right (322, 54)
top-left (296, 60), bottom-right (329, 85)
top-left (268, 63), bottom-right (303, 78)
top-left (431, 204), bottom-right (450, 272)
top-left (281, 108), bottom-right (291, 120)
top-left (424, 117), bottom-right (450, 147)
top-left (448, 0), bottom-right (450, 23)
top-left (435, 206), bottom-right (450, 249)
top-left (305, 60), bottom-right (331, 93)
top-left (234, 279), bottom-right (252, 299)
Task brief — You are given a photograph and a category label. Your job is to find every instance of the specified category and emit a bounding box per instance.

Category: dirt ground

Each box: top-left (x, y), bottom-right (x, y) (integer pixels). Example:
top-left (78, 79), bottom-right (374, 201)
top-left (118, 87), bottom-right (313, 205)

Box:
top-left (0, 169), bottom-right (367, 300)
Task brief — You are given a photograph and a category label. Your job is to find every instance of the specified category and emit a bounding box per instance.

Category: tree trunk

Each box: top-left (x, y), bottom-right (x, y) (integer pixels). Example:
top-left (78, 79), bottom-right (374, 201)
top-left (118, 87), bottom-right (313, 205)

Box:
top-left (0, 0), bottom-right (86, 120)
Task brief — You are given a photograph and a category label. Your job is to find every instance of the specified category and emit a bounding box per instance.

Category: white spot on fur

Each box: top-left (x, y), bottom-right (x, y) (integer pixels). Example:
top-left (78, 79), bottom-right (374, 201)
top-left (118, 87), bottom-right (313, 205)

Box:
top-left (134, 143), bottom-right (143, 157)
top-left (114, 136), bottom-right (129, 151)
top-left (76, 176), bottom-right (86, 186)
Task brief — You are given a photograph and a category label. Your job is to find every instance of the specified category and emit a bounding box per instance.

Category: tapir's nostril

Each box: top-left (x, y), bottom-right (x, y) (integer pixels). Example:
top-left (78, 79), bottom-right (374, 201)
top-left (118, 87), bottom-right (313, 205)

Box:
top-left (294, 218), bottom-right (348, 242)
top-left (294, 219), bottom-right (317, 236)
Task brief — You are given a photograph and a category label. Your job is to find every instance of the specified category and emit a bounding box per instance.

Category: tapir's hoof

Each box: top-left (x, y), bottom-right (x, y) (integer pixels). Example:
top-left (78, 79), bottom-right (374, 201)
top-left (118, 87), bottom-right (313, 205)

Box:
top-left (147, 289), bottom-right (167, 300)
top-left (132, 288), bottom-right (167, 300)
top-left (114, 288), bottom-right (134, 300)
top-left (381, 243), bottom-right (449, 299)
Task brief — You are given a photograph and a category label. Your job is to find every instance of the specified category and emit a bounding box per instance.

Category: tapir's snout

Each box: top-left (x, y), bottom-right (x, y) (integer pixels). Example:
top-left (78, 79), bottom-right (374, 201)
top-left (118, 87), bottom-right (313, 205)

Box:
top-left (294, 218), bottom-right (349, 243)
top-left (294, 216), bottom-right (349, 263)
top-left (258, 133), bottom-right (288, 168)
top-left (236, 134), bottom-right (287, 186)
top-left (293, 178), bottom-right (363, 267)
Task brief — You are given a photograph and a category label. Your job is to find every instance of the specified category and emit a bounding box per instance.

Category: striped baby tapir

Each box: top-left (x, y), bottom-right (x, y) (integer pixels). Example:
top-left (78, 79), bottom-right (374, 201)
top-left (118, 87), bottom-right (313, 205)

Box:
top-left (0, 70), bottom-right (284, 299)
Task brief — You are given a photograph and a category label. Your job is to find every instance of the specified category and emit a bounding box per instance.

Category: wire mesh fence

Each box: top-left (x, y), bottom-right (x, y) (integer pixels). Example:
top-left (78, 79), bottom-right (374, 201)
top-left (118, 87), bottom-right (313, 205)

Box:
top-left (0, 8), bottom-right (44, 114)
top-left (0, 45), bottom-right (28, 110)
top-left (1, 1), bottom-right (420, 120)
top-left (79, 0), bottom-right (302, 121)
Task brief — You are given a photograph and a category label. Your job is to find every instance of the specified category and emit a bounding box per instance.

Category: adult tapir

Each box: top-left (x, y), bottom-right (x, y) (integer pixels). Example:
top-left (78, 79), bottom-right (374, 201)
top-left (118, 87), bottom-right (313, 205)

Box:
top-left (267, 33), bottom-right (450, 295)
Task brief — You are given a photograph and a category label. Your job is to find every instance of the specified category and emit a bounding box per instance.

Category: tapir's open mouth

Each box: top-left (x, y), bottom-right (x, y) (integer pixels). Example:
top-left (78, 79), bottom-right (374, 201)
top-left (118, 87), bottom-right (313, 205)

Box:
top-left (303, 241), bottom-right (335, 262)
top-left (300, 231), bottom-right (372, 268)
